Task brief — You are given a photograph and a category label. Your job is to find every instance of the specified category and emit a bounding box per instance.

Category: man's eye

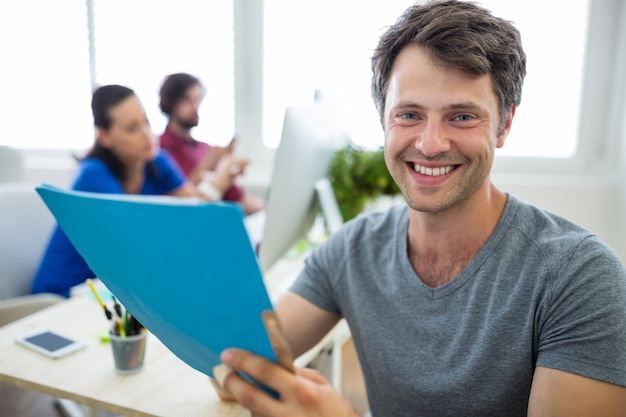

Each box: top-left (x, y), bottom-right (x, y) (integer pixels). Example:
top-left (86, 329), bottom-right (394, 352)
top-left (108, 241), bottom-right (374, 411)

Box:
top-left (400, 113), bottom-right (417, 120)
top-left (454, 114), bottom-right (473, 122)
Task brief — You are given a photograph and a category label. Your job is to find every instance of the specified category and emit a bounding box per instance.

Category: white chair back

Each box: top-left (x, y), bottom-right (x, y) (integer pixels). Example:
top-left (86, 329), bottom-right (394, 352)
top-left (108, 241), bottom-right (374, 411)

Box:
top-left (0, 182), bottom-right (55, 299)
top-left (0, 146), bottom-right (24, 183)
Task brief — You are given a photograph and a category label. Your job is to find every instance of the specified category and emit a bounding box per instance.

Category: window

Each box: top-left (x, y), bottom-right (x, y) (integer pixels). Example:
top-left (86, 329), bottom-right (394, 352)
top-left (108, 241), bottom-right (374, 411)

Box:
top-left (0, 0), bottom-right (616, 166)
top-left (93, 0), bottom-right (234, 147)
top-left (263, 0), bottom-right (416, 149)
top-left (481, 0), bottom-right (589, 158)
top-left (263, 0), bottom-right (590, 160)
top-left (0, 1), bottom-right (92, 150)
top-left (0, 1), bottom-right (233, 150)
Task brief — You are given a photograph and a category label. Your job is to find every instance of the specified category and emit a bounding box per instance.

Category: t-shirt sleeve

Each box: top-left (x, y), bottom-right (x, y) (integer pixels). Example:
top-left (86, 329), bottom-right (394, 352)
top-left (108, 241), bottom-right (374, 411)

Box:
top-left (290, 210), bottom-right (398, 317)
top-left (536, 236), bottom-right (626, 387)
top-left (290, 221), bottom-right (353, 315)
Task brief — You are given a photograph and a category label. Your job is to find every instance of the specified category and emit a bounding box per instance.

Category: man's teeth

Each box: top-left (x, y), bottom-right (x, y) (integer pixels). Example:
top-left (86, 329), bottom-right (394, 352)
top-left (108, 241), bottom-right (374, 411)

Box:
top-left (413, 164), bottom-right (453, 176)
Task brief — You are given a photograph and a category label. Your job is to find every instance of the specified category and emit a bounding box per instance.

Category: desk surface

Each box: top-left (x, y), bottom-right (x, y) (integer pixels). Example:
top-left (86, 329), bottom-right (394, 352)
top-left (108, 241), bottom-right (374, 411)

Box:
top-left (0, 257), bottom-right (309, 417)
top-left (0, 296), bottom-right (250, 417)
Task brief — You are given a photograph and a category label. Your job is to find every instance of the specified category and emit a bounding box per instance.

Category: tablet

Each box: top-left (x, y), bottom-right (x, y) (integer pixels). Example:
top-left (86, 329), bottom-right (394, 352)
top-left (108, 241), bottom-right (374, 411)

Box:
top-left (15, 330), bottom-right (86, 359)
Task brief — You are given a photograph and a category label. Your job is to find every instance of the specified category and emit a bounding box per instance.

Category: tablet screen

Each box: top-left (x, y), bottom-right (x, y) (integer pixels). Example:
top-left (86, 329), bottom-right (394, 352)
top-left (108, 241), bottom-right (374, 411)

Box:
top-left (25, 331), bottom-right (76, 352)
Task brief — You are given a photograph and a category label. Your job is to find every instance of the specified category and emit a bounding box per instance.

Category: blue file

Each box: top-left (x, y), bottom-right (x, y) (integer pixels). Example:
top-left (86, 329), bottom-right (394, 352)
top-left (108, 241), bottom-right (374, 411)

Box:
top-left (36, 183), bottom-right (276, 378)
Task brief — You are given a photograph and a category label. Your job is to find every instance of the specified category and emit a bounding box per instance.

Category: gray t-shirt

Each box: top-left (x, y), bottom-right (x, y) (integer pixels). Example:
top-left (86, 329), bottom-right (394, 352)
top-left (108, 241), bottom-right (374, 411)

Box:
top-left (291, 194), bottom-right (626, 417)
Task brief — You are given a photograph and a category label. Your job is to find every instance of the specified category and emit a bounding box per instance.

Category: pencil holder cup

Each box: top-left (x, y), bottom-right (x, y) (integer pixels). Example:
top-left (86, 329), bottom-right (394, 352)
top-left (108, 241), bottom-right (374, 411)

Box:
top-left (109, 331), bottom-right (147, 375)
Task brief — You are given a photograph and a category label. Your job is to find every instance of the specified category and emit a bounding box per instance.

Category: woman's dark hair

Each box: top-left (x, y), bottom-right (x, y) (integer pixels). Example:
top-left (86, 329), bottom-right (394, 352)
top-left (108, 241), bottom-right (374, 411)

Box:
top-left (86, 84), bottom-right (156, 183)
top-left (371, 0), bottom-right (526, 135)
top-left (159, 73), bottom-right (203, 116)
top-left (91, 84), bottom-right (135, 130)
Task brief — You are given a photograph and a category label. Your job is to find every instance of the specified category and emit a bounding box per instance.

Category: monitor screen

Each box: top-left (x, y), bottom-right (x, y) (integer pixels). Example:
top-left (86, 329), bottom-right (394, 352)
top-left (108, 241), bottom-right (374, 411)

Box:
top-left (256, 102), bottom-right (348, 272)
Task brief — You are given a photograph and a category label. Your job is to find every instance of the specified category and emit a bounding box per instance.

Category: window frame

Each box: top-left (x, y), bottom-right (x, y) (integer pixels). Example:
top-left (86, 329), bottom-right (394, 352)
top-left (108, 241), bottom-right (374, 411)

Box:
top-left (491, 0), bottom-right (625, 175)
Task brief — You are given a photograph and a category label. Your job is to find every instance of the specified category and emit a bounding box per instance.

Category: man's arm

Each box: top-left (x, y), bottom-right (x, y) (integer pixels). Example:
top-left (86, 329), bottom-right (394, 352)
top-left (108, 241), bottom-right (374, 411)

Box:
top-left (275, 291), bottom-right (342, 358)
top-left (190, 138), bottom-right (237, 185)
top-left (528, 366), bottom-right (626, 417)
top-left (188, 148), bottom-right (221, 185)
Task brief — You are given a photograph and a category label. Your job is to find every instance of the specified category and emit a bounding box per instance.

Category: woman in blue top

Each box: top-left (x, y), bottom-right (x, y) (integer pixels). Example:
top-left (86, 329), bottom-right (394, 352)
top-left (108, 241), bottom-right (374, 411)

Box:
top-left (31, 84), bottom-right (228, 297)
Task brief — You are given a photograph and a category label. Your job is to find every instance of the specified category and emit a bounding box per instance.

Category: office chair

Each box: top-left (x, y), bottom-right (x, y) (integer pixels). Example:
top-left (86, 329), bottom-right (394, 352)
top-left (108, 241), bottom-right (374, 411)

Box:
top-left (0, 146), bottom-right (24, 183)
top-left (0, 182), bottom-right (63, 326)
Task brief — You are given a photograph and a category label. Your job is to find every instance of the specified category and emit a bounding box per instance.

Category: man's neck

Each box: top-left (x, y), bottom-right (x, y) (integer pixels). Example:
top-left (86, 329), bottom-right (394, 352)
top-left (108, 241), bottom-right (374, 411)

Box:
top-left (167, 121), bottom-right (192, 141)
top-left (406, 184), bottom-right (507, 287)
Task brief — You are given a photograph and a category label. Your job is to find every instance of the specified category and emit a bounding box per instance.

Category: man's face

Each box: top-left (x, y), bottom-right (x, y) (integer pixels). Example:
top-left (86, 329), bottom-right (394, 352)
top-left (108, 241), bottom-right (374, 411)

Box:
top-left (383, 45), bottom-right (512, 214)
top-left (171, 84), bottom-right (204, 129)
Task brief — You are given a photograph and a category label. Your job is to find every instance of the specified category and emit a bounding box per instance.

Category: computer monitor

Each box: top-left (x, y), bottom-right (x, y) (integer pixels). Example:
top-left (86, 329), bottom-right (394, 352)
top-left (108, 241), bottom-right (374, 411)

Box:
top-left (256, 102), bottom-right (348, 273)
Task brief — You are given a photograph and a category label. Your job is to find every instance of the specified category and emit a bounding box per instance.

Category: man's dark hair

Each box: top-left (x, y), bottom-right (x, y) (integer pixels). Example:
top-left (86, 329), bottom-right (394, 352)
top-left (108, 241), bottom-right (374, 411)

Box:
top-left (371, 0), bottom-right (526, 134)
top-left (159, 73), bottom-right (203, 116)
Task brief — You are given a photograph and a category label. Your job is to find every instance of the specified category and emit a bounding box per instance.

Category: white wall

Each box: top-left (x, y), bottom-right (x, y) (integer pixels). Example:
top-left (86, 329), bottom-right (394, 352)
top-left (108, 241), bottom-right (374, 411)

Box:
top-left (493, 174), bottom-right (624, 262)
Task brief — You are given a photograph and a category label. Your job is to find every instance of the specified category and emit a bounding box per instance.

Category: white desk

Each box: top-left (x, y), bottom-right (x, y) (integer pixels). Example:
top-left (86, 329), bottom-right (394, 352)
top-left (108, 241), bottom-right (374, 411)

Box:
top-left (0, 295), bottom-right (249, 417)
top-left (0, 256), bottom-right (349, 417)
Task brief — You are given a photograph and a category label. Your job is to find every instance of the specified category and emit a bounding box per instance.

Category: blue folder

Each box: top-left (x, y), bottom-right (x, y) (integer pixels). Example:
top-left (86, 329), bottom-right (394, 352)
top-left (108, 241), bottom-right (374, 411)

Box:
top-left (36, 184), bottom-right (276, 378)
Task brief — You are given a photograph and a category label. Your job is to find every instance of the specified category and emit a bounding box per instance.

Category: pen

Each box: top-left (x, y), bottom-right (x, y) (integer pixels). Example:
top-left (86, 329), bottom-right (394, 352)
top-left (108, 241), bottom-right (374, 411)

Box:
top-left (116, 319), bottom-right (125, 337)
top-left (129, 315), bottom-right (144, 336)
top-left (86, 279), bottom-right (113, 320)
top-left (112, 296), bottom-right (123, 319)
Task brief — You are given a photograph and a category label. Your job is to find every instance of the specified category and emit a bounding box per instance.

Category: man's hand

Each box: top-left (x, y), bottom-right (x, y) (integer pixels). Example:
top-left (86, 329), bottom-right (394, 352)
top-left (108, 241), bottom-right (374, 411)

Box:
top-left (209, 155), bottom-right (249, 192)
top-left (214, 348), bottom-right (360, 417)
top-left (191, 137), bottom-right (239, 183)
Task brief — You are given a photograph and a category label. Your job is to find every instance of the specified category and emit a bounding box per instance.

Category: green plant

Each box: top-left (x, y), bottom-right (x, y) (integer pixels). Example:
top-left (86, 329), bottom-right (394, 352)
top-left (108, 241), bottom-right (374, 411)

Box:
top-left (328, 144), bottom-right (401, 221)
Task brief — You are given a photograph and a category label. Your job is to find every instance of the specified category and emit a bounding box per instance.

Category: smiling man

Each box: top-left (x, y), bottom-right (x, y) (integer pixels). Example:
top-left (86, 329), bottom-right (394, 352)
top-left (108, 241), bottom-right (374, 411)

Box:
top-left (213, 1), bottom-right (626, 416)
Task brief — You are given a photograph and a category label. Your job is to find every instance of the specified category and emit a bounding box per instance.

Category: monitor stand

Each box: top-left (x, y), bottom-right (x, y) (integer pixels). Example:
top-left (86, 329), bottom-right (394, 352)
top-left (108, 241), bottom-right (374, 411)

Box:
top-left (314, 177), bottom-right (344, 236)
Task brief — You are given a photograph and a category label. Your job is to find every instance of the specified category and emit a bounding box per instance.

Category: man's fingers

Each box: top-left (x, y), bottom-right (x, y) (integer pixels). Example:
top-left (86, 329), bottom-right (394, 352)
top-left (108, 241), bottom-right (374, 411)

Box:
top-left (209, 376), bottom-right (236, 402)
top-left (217, 349), bottom-right (356, 416)
top-left (219, 358), bottom-right (282, 414)
top-left (214, 364), bottom-right (234, 387)
top-left (209, 364), bottom-right (237, 401)
top-left (295, 367), bottom-right (328, 384)
top-left (221, 348), bottom-right (295, 396)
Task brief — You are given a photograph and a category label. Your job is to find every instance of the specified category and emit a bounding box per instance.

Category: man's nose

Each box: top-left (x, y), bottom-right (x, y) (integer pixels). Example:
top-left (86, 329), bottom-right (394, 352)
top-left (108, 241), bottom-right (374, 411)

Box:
top-left (415, 119), bottom-right (450, 156)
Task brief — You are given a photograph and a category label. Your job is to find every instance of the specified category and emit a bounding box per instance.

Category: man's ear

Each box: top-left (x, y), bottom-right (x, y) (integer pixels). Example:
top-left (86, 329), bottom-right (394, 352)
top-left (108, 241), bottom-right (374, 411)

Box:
top-left (496, 106), bottom-right (516, 149)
